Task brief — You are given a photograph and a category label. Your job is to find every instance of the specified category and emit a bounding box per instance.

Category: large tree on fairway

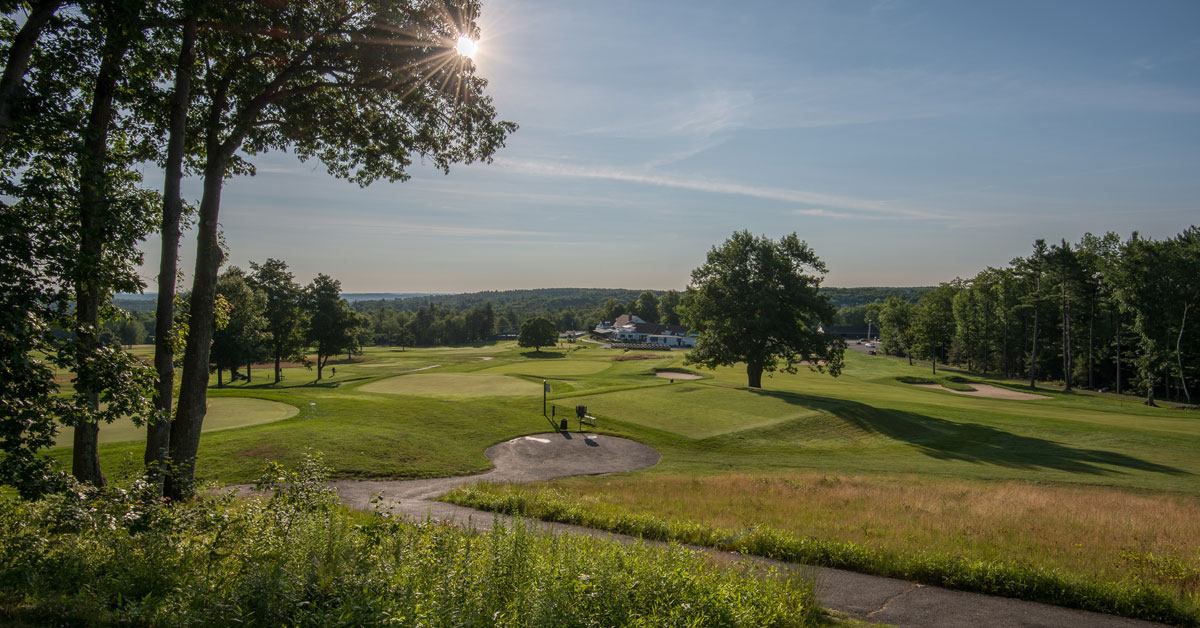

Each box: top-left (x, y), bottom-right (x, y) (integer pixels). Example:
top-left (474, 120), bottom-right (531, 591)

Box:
top-left (518, 316), bottom-right (557, 353)
top-left (164, 0), bottom-right (515, 499)
top-left (305, 273), bottom-right (359, 379)
top-left (681, 231), bottom-right (844, 388)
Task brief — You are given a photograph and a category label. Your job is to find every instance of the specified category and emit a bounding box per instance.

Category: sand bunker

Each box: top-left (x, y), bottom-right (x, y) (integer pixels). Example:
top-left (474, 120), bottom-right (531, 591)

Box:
top-left (655, 371), bottom-right (703, 380)
top-left (914, 383), bottom-right (1049, 400)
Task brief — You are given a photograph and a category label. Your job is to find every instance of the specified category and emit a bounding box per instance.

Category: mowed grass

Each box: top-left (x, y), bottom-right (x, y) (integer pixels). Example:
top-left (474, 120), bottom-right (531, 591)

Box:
top-left (53, 397), bottom-right (298, 447)
top-left (358, 373), bottom-right (542, 396)
top-left (39, 340), bottom-right (1200, 622)
top-left (564, 382), bottom-right (830, 438)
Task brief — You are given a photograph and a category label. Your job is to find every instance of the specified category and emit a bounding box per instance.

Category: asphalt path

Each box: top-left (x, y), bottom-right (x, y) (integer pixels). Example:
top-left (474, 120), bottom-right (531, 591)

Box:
top-left (229, 432), bottom-right (1170, 628)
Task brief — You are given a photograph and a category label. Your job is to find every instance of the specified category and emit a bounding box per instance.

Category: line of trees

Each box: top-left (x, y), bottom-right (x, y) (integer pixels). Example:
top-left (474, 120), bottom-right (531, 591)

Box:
top-left (209, 260), bottom-right (364, 385)
top-left (354, 289), bottom-right (688, 346)
top-left (874, 229), bottom-right (1199, 405)
top-left (1, 0), bottom-right (514, 499)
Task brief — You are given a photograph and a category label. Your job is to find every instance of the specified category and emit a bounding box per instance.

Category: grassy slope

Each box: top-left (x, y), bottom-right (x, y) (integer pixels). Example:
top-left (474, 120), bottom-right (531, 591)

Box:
top-left (40, 340), bottom-right (1199, 623)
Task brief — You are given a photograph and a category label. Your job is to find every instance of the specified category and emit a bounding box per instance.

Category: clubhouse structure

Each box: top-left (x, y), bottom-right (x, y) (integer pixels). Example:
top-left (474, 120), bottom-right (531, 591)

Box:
top-left (593, 314), bottom-right (697, 348)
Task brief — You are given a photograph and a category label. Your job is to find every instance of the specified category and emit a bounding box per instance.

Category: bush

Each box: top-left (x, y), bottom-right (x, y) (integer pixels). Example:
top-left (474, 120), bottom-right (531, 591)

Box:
top-left (0, 457), bottom-right (819, 627)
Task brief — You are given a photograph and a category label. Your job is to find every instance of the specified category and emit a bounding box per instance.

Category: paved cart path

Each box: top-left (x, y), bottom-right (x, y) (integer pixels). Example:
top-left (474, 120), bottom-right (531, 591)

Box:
top-left (228, 432), bottom-right (1167, 628)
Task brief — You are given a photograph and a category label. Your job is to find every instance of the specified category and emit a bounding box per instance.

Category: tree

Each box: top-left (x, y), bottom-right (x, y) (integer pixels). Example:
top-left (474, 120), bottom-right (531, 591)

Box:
top-left (914, 284), bottom-right (956, 374)
top-left (304, 274), bottom-right (359, 379)
top-left (878, 296), bottom-right (915, 364)
top-left (681, 231), bottom-right (844, 388)
top-left (2, 0), bottom-right (161, 487)
top-left (518, 316), bottom-right (556, 353)
top-left (634, 290), bottom-right (659, 322)
top-left (0, 0), bottom-right (66, 149)
top-left (659, 290), bottom-right (681, 325)
top-left (210, 267), bottom-right (267, 387)
top-left (1018, 240), bottom-right (1049, 388)
top-left (248, 259), bottom-right (307, 384)
top-left (164, 0), bottom-right (515, 499)
top-left (601, 298), bottom-right (623, 322)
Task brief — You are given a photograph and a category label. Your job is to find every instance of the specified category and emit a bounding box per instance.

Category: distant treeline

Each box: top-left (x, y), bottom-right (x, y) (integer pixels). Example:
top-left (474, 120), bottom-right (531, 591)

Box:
top-left (820, 286), bottom-right (929, 308)
top-left (115, 285), bottom-right (939, 346)
top-left (869, 229), bottom-right (1199, 406)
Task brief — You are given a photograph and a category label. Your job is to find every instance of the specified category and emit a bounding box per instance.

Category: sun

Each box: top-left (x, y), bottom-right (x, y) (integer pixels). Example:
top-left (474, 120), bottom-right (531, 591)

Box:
top-left (455, 35), bottom-right (477, 59)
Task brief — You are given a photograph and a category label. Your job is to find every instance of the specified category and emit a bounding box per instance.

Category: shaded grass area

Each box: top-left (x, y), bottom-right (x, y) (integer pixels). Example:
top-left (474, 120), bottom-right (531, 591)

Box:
top-left (53, 397), bottom-right (298, 447)
top-left (445, 480), bottom-right (1200, 627)
top-left (0, 463), bottom-right (823, 628)
top-left (358, 372), bottom-right (542, 396)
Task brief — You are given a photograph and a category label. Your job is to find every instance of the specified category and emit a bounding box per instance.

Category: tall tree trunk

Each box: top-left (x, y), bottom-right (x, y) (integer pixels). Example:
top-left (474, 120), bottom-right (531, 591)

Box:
top-left (164, 152), bottom-right (229, 500)
top-left (216, 366), bottom-right (223, 388)
top-left (1002, 316), bottom-right (1009, 378)
top-left (0, 0), bottom-right (62, 148)
top-left (747, 362), bottom-right (763, 388)
top-left (1088, 288), bottom-right (1095, 389)
top-left (1029, 276), bottom-right (1040, 389)
top-left (72, 23), bottom-right (132, 487)
top-left (1061, 278), bottom-right (1072, 391)
top-left (275, 352), bottom-right (282, 383)
top-left (246, 360), bottom-right (252, 382)
top-left (1178, 303), bottom-right (1192, 405)
top-left (147, 14), bottom-right (197, 474)
top-left (1115, 309), bottom-right (1122, 395)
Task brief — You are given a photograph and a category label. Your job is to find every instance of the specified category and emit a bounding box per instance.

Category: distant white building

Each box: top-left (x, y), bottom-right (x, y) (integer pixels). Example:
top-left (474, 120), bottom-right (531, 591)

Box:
top-left (593, 314), bottom-right (697, 347)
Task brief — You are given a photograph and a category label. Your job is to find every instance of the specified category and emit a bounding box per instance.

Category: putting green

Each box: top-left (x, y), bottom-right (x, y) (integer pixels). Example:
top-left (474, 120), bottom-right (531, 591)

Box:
top-left (359, 373), bottom-right (542, 397)
top-left (54, 397), bottom-right (299, 447)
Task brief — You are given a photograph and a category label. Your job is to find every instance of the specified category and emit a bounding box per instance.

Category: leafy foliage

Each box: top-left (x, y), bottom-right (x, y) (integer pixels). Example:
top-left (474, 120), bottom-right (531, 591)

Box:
top-left (518, 316), bottom-right (557, 352)
top-left (0, 458), bottom-right (820, 627)
top-left (682, 231), bottom-right (845, 388)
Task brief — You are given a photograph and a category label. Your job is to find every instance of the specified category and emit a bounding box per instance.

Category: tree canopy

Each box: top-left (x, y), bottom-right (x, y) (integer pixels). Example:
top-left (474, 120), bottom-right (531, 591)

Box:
top-left (681, 231), bottom-right (845, 388)
top-left (518, 317), bottom-right (557, 353)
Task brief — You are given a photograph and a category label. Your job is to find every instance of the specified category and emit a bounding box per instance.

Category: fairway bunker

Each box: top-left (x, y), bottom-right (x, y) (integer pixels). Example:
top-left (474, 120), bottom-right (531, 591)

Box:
top-left (358, 373), bottom-right (540, 396)
top-left (655, 371), bottom-right (702, 380)
top-left (272, 434), bottom-right (661, 511)
top-left (914, 383), bottom-right (1049, 400)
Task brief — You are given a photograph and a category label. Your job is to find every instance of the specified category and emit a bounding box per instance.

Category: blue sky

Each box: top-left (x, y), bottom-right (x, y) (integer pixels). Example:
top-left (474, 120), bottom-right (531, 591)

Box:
top-left (143, 0), bottom-right (1200, 292)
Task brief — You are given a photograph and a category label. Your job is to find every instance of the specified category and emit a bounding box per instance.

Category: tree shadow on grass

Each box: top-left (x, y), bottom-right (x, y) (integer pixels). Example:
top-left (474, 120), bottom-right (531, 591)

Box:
top-left (744, 388), bottom-right (1188, 477)
top-left (520, 350), bottom-right (566, 359)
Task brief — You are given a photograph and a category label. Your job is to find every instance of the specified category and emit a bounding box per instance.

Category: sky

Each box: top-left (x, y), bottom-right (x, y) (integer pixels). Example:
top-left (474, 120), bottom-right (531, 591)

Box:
top-left (140, 0), bottom-right (1200, 293)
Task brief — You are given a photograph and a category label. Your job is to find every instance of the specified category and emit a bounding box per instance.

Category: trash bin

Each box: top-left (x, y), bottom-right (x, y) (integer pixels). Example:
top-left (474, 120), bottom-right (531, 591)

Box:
top-left (559, 418), bottom-right (568, 431)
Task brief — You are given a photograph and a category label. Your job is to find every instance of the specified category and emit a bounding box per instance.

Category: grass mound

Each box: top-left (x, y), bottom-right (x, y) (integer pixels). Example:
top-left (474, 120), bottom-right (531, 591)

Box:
top-left (359, 373), bottom-right (542, 396)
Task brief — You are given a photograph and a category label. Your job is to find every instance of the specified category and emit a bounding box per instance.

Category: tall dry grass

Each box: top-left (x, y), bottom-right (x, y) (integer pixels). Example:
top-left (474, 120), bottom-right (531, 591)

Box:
top-left (556, 472), bottom-right (1200, 591)
top-left (446, 472), bottom-right (1200, 624)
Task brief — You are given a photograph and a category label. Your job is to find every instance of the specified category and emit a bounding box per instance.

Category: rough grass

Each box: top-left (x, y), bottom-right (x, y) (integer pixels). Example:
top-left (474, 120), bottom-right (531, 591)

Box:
top-left (53, 397), bottom-right (298, 447)
top-left (0, 462), bottom-right (822, 627)
top-left (445, 479), bottom-right (1200, 626)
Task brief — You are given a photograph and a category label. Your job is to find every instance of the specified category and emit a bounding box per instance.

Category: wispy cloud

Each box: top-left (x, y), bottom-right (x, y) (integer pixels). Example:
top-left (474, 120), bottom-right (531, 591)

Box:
top-left (794, 208), bottom-right (853, 219)
top-left (495, 158), bottom-right (954, 220)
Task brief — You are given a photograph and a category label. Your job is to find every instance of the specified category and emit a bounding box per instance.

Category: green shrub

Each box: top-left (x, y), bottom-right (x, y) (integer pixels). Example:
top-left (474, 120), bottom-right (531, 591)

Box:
top-left (0, 458), bottom-right (819, 627)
